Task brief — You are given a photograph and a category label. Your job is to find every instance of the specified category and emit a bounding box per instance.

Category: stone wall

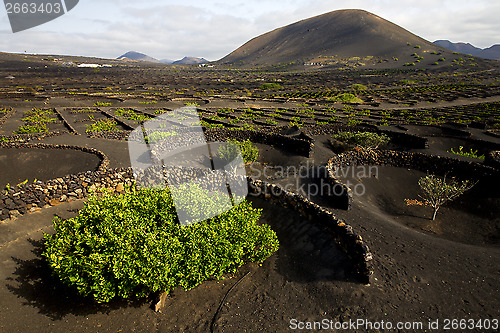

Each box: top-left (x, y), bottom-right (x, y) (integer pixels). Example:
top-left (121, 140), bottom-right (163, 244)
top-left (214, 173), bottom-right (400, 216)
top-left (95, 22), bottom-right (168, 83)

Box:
top-left (0, 131), bottom-right (68, 142)
top-left (204, 128), bottom-right (313, 157)
top-left (0, 108), bottom-right (15, 126)
top-left (86, 128), bottom-right (314, 157)
top-left (379, 130), bottom-right (429, 149)
top-left (328, 149), bottom-right (498, 180)
top-left (53, 108), bottom-right (80, 135)
top-left (484, 151), bottom-right (500, 170)
top-left (249, 179), bottom-right (372, 283)
top-left (303, 123), bottom-right (429, 149)
top-left (324, 163), bottom-right (353, 211)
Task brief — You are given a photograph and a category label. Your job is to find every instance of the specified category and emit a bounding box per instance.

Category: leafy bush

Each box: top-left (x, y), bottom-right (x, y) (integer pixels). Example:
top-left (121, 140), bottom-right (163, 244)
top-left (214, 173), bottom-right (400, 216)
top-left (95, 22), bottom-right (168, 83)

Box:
top-left (85, 119), bottom-right (118, 132)
top-left (145, 131), bottom-right (179, 144)
top-left (332, 131), bottom-right (390, 149)
top-left (327, 93), bottom-right (363, 104)
top-left (448, 146), bottom-right (485, 159)
top-left (259, 83), bottom-right (284, 90)
top-left (217, 139), bottom-right (259, 163)
top-left (21, 114), bottom-right (57, 123)
top-left (94, 102), bottom-right (113, 107)
top-left (15, 122), bottom-right (48, 134)
top-left (18, 108), bottom-right (57, 125)
top-left (418, 174), bottom-right (476, 220)
top-left (43, 187), bottom-right (278, 303)
top-left (265, 119), bottom-right (278, 125)
top-left (200, 120), bottom-right (225, 129)
top-left (350, 84), bottom-right (367, 91)
top-left (347, 118), bottom-right (362, 126)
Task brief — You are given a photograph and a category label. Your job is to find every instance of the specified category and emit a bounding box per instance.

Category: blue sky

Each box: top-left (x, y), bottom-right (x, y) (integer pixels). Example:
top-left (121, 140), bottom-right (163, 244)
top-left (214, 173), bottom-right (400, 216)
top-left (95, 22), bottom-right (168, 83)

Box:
top-left (1, 0), bottom-right (499, 60)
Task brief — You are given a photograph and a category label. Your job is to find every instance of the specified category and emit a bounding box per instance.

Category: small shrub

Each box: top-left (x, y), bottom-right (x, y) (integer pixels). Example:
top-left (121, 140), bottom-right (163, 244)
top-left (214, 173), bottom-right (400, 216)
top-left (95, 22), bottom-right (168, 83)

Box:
top-left (85, 119), bottom-right (118, 132)
top-left (21, 114), bottom-right (57, 123)
top-left (145, 131), bottom-right (179, 144)
top-left (154, 109), bottom-right (169, 115)
top-left (417, 174), bottom-right (476, 220)
top-left (43, 187), bottom-right (278, 303)
top-left (200, 120), bottom-right (224, 129)
top-left (15, 122), bottom-right (48, 134)
top-left (332, 131), bottom-right (390, 149)
top-left (217, 139), bottom-right (259, 164)
top-left (350, 84), bottom-right (367, 91)
top-left (259, 83), bottom-right (284, 90)
top-left (94, 102), bottom-right (113, 107)
top-left (448, 146), bottom-right (485, 159)
top-left (347, 118), bottom-right (362, 126)
top-left (327, 93), bottom-right (363, 104)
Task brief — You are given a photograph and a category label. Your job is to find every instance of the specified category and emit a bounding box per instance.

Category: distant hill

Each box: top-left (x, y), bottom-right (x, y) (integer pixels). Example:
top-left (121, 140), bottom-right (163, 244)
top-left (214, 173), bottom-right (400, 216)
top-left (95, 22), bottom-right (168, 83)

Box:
top-left (116, 53), bottom-right (209, 65)
top-left (433, 40), bottom-right (500, 60)
top-left (172, 57), bottom-right (209, 65)
top-left (433, 40), bottom-right (481, 56)
top-left (219, 9), bottom-right (449, 66)
top-left (117, 51), bottom-right (158, 62)
top-left (479, 45), bottom-right (500, 60)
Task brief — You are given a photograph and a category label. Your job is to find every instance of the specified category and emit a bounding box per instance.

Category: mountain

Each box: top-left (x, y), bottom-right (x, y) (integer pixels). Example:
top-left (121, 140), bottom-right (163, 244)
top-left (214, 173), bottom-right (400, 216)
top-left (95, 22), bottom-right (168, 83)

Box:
top-left (433, 40), bottom-right (481, 56)
top-left (219, 9), bottom-right (447, 66)
top-left (117, 51), bottom-right (158, 62)
top-left (434, 40), bottom-right (500, 60)
top-left (172, 57), bottom-right (209, 65)
top-left (116, 53), bottom-right (210, 65)
top-left (479, 45), bottom-right (500, 60)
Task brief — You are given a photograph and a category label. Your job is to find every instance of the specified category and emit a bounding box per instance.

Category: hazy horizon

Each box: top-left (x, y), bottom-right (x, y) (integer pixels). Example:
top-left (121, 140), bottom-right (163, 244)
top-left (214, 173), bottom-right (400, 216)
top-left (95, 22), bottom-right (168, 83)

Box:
top-left (1, 0), bottom-right (499, 61)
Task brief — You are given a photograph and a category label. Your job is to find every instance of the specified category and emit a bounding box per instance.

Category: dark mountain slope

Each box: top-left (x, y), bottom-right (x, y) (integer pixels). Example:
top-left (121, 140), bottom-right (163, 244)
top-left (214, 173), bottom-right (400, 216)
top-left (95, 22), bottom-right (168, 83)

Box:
top-left (220, 9), bottom-right (447, 66)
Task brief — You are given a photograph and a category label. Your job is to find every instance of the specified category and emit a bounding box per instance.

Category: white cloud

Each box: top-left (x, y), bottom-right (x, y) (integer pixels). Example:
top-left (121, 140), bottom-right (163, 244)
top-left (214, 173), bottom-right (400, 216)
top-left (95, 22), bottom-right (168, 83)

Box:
top-left (0, 0), bottom-right (498, 60)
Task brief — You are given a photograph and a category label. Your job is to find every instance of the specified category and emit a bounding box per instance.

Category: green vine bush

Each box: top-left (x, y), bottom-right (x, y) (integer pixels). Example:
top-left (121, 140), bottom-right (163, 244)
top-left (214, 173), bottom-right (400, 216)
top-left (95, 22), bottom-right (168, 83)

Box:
top-left (217, 139), bottom-right (259, 164)
top-left (448, 146), bottom-right (485, 159)
top-left (85, 118), bottom-right (118, 132)
top-left (43, 187), bottom-right (279, 303)
top-left (259, 82), bottom-right (284, 90)
top-left (327, 93), bottom-right (363, 104)
top-left (332, 131), bottom-right (390, 149)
